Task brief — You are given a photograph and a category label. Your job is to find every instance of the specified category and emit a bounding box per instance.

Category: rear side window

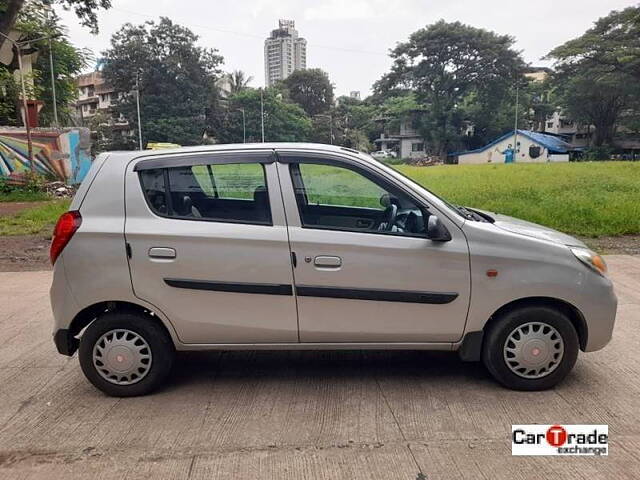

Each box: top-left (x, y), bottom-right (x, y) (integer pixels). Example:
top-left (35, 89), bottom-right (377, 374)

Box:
top-left (138, 162), bottom-right (271, 225)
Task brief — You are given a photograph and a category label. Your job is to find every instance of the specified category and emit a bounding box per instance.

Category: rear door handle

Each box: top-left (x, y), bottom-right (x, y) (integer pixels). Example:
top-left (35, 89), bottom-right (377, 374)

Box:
top-left (148, 247), bottom-right (176, 259)
top-left (314, 255), bottom-right (342, 268)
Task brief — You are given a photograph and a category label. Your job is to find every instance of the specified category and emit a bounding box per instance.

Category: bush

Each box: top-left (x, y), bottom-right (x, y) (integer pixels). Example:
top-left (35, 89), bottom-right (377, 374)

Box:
top-left (583, 145), bottom-right (613, 161)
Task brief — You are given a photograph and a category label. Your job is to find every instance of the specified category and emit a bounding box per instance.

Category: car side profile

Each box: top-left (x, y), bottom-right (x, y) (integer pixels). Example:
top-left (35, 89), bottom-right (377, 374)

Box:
top-left (50, 143), bottom-right (617, 396)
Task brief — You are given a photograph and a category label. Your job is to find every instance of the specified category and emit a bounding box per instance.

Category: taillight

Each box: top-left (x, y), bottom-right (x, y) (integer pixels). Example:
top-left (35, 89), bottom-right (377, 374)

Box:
top-left (50, 210), bottom-right (82, 265)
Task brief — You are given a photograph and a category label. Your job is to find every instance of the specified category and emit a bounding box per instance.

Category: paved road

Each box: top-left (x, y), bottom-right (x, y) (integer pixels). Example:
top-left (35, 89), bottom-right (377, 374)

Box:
top-left (1, 256), bottom-right (639, 479)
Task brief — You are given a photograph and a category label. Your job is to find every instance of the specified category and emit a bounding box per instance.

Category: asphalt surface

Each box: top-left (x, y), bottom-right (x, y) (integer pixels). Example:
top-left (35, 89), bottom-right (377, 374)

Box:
top-left (1, 255), bottom-right (639, 479)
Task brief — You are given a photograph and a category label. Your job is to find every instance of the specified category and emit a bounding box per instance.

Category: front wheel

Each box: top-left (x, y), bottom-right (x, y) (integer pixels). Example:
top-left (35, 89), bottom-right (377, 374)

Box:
top-left (79, 312), bottom-right (175, 397)
top-left (482, 306), bottom-right (579, 391)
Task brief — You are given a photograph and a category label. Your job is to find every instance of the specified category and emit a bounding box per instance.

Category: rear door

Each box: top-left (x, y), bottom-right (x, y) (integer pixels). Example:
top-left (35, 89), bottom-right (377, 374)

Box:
top-left (124, 150), bottom-right (298, 344)
top-left (277, 150), bottom-right (471, 343)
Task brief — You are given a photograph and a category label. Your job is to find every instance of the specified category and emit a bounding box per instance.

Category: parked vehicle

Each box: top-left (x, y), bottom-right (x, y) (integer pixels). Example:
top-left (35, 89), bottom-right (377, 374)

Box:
top-left (370, 149), bottom-right (397, 159)
top-left (50, 143), bottom-right (617, 396)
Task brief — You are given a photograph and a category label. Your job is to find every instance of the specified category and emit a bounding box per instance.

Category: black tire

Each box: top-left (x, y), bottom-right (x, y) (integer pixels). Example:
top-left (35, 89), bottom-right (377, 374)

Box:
top-left (482, 306), bottom-right (579, 391)
top-left (79, 311), bottom-right (175, 397)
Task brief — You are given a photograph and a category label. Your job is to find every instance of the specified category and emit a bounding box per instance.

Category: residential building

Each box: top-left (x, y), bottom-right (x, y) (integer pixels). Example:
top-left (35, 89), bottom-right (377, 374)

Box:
top-left (73, 71), bottom-right (131, 141)
top-left (74, 71), bottom-right (114, 120)
top-left (373, 111), bottom-right (427, 158)
top-left (349, 91), bottom-right (361, 100)
top-left (452, 130), bottom-right (574, 164)
top-left (264, 20), bottom-right (307, 87)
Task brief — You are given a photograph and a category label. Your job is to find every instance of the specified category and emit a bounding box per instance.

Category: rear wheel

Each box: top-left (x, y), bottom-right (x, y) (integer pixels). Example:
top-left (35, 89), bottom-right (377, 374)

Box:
top-left (482, 306), bottom-right (579, 390)
top-left (79, 312), bottom-right (174, 397)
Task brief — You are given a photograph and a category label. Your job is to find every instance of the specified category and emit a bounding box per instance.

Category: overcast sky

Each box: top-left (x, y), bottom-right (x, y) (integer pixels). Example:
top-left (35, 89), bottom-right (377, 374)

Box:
top-left (55, 0), bottom-right (636, 97)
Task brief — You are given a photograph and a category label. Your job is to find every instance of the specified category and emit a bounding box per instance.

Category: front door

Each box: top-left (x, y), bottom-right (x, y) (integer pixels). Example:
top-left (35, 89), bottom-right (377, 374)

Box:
top-left (125, 151), bottom-right (298, 344)
top-left (277, 150), bottom-right (470, 343)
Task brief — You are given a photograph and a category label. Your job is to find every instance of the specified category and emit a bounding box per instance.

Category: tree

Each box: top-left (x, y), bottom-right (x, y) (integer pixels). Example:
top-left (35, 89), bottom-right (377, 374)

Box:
top-left (101, 17), bottom-right (223, 147)
top-left (547, 6), bottom-right (640, 80)
top-left (547, 7), bottom-right (640, 147)
top-left (208, 88), bottom-right (311, 144)
top-left (0, 0), bottom-right (111, 50)
top-left (374, 20), bottom-right (525, 158)
top-left (225, 69), bottom-right (252, 94)
top-left (0, 1), bottom-right (89, 126)
top-left (282, 68), bottom-right (334, 116)
top-left (550, 64), bottom-right (639, 147)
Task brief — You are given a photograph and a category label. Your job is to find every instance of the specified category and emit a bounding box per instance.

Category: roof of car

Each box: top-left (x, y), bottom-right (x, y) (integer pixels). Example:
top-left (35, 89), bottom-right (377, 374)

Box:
top-left (105, 143), bottom-right (364, 161)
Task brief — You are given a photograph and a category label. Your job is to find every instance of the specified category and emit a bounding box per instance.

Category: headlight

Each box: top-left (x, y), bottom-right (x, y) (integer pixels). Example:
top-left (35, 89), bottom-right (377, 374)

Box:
top-left (570, 247), bottom-right (608, 277)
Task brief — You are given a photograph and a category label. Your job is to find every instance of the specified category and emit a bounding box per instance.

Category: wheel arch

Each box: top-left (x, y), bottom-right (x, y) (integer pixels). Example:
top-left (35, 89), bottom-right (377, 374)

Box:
top-left (485, 296), bottom-right (587, 351)
top-left (63, 300), bottom-right (175, 356)
top-left (458, 296), bottom-right (587, 362)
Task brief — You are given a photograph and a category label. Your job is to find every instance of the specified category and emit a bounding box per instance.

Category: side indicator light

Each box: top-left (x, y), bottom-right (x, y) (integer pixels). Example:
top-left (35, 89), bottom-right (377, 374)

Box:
top-left (486, 269), bottom-right (498, 278)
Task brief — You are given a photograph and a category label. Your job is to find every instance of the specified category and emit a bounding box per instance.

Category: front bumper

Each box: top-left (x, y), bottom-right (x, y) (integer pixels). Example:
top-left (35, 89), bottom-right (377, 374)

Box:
top-left (581, 275), bottom-right (618, 352)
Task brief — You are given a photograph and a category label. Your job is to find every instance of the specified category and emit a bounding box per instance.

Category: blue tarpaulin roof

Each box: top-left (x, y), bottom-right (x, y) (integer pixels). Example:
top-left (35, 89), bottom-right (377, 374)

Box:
top-left (452, 130), bottom-right (576, 156)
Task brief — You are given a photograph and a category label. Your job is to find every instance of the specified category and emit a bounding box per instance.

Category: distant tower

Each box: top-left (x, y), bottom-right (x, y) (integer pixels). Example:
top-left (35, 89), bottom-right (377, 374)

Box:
top-left (264, 19), bottom-right (307, 87)
top-left (350, 91), bottom-right (361, 100)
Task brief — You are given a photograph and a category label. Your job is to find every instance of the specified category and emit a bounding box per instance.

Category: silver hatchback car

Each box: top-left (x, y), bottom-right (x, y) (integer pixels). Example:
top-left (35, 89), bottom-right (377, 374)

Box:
top-left (50, 143), bottom-right (617, 396)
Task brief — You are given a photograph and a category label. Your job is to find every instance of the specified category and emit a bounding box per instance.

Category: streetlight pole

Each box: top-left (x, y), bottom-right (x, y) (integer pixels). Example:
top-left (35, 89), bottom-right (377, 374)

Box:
top-left (260, 88), bottom-right (265, 142)
top-left (135, 73), bottom-right (143, 150)
top-left (513, 82), bottom-right (519, 158)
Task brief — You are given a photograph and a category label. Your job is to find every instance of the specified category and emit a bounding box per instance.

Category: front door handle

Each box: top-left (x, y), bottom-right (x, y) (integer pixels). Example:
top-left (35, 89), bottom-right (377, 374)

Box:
top-left (149, 247), bottom-right (176, 259)
top-left (314, 255), bottom-right (342, 268)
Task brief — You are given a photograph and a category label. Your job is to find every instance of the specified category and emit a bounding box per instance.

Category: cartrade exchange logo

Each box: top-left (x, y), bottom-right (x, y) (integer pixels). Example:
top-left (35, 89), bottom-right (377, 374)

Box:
top-left (512, 425), bottom-right (608, 456)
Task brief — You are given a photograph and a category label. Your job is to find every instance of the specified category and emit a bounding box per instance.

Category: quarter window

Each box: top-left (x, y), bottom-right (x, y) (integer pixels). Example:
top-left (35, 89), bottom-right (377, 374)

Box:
top-left (139, 162), bottom-right (271, 225)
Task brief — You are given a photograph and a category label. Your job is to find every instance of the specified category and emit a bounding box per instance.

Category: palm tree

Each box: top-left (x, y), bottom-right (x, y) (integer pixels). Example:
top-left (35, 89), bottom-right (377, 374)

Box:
top-left (226, 70), bottom-right (253, 94)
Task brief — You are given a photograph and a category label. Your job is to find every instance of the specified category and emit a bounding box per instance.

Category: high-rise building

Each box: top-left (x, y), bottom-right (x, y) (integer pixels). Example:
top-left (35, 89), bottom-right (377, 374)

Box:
top-left (264, 20), bottom-right (307, 87)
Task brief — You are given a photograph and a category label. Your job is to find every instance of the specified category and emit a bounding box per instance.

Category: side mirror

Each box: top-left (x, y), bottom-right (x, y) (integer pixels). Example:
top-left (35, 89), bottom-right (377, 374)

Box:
top-left (427, 215), bottom-right (451, 242)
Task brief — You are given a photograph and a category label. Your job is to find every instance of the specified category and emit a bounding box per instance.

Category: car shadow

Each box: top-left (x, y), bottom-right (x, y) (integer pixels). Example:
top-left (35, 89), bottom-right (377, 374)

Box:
top-left (165, 349), bottom-right (493, 391)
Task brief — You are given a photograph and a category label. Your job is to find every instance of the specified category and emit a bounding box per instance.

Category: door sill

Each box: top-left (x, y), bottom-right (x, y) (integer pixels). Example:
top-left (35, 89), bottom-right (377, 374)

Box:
top-left (176, 342), bottom-right (455, 351)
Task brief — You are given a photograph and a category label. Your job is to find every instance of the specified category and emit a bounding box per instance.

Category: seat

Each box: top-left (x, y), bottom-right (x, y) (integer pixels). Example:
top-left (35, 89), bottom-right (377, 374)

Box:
top-left (253, 186), bottom-right (269, 221)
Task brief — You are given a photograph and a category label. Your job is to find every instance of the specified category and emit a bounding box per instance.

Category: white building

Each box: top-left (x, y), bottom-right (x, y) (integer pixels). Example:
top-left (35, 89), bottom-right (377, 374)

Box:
top-left (374, 112), bottom-right (427, 159)
top-left (453, 130), bottom-right (573, 164)
top-left (264, 20), bottom-right (307, 87)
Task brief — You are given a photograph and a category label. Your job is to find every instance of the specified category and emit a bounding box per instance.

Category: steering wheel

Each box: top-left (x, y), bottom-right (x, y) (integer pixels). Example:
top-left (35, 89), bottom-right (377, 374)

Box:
top-left (382, 204), bottom-right (398, 231)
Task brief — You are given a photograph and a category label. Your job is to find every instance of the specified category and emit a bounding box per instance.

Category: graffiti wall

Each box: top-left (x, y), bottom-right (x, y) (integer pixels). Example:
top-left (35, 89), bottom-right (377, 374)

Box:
top-left (0, 127), bottom-right (92, 184)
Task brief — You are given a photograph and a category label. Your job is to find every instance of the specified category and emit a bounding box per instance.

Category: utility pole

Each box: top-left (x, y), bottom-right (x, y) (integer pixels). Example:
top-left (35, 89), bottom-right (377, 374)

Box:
top-left (237, 108), bottom-right (246, 143)
top-left (45, 8), bottom-right (58, 126)
top-left (48, 37), bottom-right (58, 126)
top-left (315, 114), bottom-right (333, 144)
top-left (135, 73), bottom-right (143, 150)
top-left (14, 45), bottom-right (34, 172)
top-left (260, 88), bottom-right (265, 142)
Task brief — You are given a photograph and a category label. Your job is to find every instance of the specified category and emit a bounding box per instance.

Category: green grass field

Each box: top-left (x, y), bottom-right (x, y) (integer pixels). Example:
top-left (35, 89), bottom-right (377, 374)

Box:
top-left (0, 162), bottom-right (638, 238)
top-left (0, 191), bottom-right (51, 202)
top-left (0, 200), bottom-right (70, 236)
top-left (396, 162), bottom-right (640, 237)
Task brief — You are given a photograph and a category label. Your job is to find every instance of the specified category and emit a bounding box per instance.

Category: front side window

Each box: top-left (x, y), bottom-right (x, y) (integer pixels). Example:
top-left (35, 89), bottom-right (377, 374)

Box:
top-left (139, 162), bottom-right (271, 225)
top-left (290, 162), bottom-right (427, 236)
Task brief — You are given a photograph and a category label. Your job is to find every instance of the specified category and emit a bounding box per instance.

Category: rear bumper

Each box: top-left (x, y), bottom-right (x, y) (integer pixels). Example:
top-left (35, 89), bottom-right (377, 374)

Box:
top-left (53, 329), bottom-right (78, 356)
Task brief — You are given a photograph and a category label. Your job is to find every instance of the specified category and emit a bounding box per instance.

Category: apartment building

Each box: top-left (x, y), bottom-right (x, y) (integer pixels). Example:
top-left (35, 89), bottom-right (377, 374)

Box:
top-left (264, 20), bottom-right (307, 87)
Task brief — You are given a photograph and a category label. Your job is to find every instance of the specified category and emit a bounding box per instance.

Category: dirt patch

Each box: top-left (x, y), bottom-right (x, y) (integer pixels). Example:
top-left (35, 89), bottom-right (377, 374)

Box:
top-left (580, 235), bottom-right (640, 255)
top-left (0, 201), bottom-right (49, 217)
top-left (0, 234), bottom-right (51, 272)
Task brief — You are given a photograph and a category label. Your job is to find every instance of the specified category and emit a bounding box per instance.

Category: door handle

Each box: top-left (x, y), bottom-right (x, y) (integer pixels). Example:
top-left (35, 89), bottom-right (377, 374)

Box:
top-left (314, 255), bottom-right (342, 268)
top-left (148, 247), bottom-right (176, 259)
